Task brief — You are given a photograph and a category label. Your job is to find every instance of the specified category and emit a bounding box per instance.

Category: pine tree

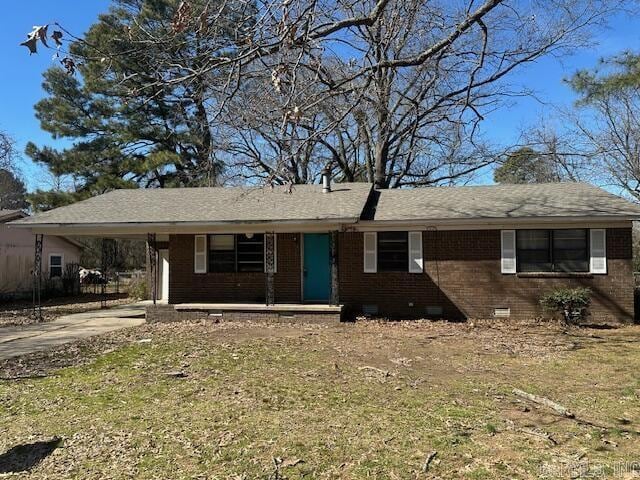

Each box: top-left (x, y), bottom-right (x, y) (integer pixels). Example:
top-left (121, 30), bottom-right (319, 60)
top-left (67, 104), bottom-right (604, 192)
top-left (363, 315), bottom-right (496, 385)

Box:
top-left (27, 0), bottom-right (251, 200)
top-left (493, 148), bottom-right (561, 184)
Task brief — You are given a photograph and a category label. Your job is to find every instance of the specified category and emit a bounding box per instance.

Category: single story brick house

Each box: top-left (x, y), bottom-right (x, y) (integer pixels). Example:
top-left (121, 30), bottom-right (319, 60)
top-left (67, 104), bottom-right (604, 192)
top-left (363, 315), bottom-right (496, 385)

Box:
top-left (9, 180), bottom-right (640, 323)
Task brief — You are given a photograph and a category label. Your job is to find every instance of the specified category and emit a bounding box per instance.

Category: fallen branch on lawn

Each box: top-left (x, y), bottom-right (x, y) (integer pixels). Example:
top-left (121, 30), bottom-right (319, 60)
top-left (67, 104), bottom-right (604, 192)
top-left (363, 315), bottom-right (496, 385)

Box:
top-left (512, 388), bottom-right (575, 418)
top-left (358, 366), bottom-right (390, 377)
top-left (512, 388), bottom-right (640, 436)
top-left (519, 427), bottom-right (558, 445)
top-left (0, 373), bottom-right (49, 381)
top-left (422, 450), bottom-right (437, 472)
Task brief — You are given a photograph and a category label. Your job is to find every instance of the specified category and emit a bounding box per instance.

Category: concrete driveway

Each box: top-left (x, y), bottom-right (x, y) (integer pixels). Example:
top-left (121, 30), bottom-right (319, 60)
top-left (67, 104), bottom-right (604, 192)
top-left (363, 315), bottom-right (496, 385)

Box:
top-left (0, 303), bottom-right (146, 360)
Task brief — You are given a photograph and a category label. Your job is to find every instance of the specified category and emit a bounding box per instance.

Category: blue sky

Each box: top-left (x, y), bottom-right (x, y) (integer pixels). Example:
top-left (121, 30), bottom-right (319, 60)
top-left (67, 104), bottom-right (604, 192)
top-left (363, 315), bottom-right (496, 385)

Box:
top-left (1, 2), bottom-right (640, 192)
top-left (1, 0), bottom-right (110, 191)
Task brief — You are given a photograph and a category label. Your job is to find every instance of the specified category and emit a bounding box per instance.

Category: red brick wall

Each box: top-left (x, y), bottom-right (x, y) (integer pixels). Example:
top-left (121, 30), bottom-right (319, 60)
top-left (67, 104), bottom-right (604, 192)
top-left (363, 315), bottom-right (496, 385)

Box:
top-left (168, 229), bottom-right (634, 323)
top-left (274, 233), bottom-right (302, 303)
top-left (338, 228), bottom-right (634, 322)
top-left (168, 234), bottom-right (301, 304)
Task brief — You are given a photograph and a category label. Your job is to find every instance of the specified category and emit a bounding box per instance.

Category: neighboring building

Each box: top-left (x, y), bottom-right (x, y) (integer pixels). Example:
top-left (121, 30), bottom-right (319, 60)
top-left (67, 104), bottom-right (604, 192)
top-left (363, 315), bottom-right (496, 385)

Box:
top-left (10, 181), bottom-right (640, 323)
top-left (0, 209), bottom-right (82, 297)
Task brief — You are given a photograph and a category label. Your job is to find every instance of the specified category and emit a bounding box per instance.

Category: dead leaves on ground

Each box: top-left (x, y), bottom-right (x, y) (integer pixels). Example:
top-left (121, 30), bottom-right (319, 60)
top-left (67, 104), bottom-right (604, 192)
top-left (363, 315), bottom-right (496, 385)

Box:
top-left (2, 320), bottom-right (640, 478)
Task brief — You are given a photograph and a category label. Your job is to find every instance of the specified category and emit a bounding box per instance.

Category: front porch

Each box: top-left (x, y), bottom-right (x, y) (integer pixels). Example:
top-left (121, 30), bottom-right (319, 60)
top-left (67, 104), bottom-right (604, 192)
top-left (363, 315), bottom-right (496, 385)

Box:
top-left (158, 232), bottom-right (341, 307)
top-left (145, 302), bottom-right (344, 324)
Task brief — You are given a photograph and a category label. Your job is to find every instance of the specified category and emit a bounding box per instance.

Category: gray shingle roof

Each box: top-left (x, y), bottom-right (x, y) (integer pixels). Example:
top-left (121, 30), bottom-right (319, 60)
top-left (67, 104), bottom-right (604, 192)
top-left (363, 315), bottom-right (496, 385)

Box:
top-left (13, 183), bottom-right (372, 226)
top-left (0, 209), bottom-right (26, 222)
top-left (10, 182), bottom-right (640, 230)
top-left (371, 182), bottom-right (640, 221)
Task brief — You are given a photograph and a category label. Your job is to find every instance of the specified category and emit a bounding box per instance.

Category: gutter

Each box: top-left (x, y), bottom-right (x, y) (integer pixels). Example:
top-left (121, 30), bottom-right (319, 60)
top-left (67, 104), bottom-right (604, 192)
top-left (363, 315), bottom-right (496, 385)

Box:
top-left (354, 215), bottom-right (638, 231)
top-left (7, 217), bottom-right (362, 236)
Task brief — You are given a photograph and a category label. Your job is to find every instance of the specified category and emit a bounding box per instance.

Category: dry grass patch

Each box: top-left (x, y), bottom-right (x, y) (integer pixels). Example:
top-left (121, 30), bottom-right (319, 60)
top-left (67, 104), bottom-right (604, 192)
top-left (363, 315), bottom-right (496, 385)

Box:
top-left (1, 319), bottom-right (640, 479)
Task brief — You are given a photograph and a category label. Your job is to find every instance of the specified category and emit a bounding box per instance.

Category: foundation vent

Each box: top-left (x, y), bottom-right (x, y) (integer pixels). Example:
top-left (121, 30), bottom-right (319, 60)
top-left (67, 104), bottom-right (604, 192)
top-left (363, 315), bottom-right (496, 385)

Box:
top-left (362, 304), bottom-right (379, 316)
top-left (493, 307), bottom-right (511, 318)
top-left (425, 306), bottom-right (443, 317)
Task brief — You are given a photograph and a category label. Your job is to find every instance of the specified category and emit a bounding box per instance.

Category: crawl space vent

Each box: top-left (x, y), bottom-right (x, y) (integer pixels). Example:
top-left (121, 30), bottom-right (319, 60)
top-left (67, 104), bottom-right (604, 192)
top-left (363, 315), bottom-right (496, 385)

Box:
top-left (362, 304), bottom-right (379, 316)
top-left (493, 307), bottom-right (511, 318)
top-left (425, 306), bottom-right (443, 317)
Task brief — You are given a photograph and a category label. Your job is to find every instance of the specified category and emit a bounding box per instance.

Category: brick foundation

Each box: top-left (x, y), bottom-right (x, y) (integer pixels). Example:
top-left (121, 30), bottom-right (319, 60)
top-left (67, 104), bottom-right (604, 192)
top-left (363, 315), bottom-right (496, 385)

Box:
top-left (145, 304), bottom-right (209, 323)
top-left (145, 304), bottom-right (340, 324)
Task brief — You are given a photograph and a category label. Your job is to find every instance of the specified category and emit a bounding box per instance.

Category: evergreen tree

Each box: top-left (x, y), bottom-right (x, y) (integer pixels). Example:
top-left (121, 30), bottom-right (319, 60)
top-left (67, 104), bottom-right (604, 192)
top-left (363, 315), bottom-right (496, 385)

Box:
top-left (569, 52), bottom-right (640, 102)
top-left (493, 148), bottom-right (561, 184)
top-left (27, 0), bottom-right (251, 199)
top-left (567, 52), bottom-right (640, 200)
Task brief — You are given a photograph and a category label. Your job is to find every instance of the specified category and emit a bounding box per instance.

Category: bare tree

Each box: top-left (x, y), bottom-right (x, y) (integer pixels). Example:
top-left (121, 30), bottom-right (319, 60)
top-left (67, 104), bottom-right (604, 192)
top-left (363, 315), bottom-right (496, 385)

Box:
top-left (0, 130), bottom-right (15, 173)
top-left (567, 88), bottom-right (640, 198)
top-left (23, 0), bottom-right (625, 188)
top-left (215, 0), bottom-right (621, 187)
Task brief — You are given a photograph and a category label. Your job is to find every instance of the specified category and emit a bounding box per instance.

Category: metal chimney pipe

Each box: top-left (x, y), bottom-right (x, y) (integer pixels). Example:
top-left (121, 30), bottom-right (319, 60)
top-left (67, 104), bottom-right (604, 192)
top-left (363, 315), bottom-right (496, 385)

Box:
top-left (321, 169), bottom-right (331, 193)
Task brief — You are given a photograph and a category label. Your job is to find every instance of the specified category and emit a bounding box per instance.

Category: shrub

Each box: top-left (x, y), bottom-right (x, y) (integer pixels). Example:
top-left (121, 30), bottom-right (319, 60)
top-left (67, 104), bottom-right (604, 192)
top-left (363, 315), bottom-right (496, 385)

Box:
top-left (540, 287), bottom-right (591, 324)
top-left (128, 277), bottom-right (148, 300)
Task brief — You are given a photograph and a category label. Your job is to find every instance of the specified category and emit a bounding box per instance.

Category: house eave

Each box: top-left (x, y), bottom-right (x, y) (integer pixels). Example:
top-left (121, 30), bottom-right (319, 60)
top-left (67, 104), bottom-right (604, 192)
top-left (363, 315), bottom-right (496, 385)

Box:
top-left (8, 217), bottom-right (361, 237)
top-left (354, 215), bottom-right (637, 231)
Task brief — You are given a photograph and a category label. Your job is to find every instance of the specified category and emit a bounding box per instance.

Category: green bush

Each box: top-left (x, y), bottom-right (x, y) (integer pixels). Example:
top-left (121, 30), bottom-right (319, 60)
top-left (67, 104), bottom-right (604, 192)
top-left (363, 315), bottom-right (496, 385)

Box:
top-left (540, 287), bottom-right (591, 324)
top-left (128, 277), bottom-right (148, 300)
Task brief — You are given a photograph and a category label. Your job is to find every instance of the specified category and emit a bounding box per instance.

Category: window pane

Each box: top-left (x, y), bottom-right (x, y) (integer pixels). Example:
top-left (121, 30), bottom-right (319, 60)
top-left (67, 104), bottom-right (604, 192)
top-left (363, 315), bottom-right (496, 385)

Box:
top-left (210, 251), bottom-right (235, 272)
top-left (518, 254), bottom-right (553, 272)
top-left (517, 230), bottom-right (549, 250)
top-left (553, 229), bottom-right (588, 272)
top-left (516, 230), bottom-right (551, 272)
top-left (554, 260), bottom-right (589, 272)
top-left (553, 229), bottom-right (587, 250)
top-left (206, 234), bottom-right (266, 273)
top-left (210, 235), bottom-right (234, 250)
top-left (378, 232), bottom-right (408, 272)
top-left (209, 235), bottom-right (235, 272)
top-left (237, 234), bottom-right (264, 272)
top-left (49, 256), bottom-right (63, 278)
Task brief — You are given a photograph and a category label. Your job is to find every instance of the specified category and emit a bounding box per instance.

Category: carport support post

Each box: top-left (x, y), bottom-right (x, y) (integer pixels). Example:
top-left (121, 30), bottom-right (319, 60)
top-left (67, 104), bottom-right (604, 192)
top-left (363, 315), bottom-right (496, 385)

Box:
top-left (147, 234), bottom-right (158, 305)
top-left (330, 231), bottom-right (339, 306)
top-left (265, 233), bottom-right (276, 306)
top-left (32, 233), bottom-right (43, 321)
top-left (100, 239), bottom-right (117, 309)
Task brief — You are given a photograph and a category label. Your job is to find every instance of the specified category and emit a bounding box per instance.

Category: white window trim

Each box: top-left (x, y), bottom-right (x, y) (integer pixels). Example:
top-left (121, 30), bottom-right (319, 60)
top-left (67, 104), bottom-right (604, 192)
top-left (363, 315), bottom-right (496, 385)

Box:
top-left (363, 232), bottom-right (377, 273)
top-left (500, 230), bottom-right (517, 274)
top-left (49, 253), bottom-right (64, 278)
top-left (194, 235), bottom-right (207, 273)
top-left (589, 229), bottom-right (607, 274)
top-left (408, 231), bottom-right (423, 273)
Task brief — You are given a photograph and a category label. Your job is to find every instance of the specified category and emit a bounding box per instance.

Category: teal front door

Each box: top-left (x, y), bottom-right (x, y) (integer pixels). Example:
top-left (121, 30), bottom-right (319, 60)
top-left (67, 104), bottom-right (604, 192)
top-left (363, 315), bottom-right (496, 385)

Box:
top-left (303, 233), bottom-right (331, 302)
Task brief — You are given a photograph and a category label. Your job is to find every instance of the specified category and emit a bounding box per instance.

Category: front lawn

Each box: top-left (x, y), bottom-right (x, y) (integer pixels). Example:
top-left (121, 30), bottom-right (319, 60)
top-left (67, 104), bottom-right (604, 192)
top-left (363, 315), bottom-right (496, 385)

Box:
top-left (1, 320), bottom-right (639, 479)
